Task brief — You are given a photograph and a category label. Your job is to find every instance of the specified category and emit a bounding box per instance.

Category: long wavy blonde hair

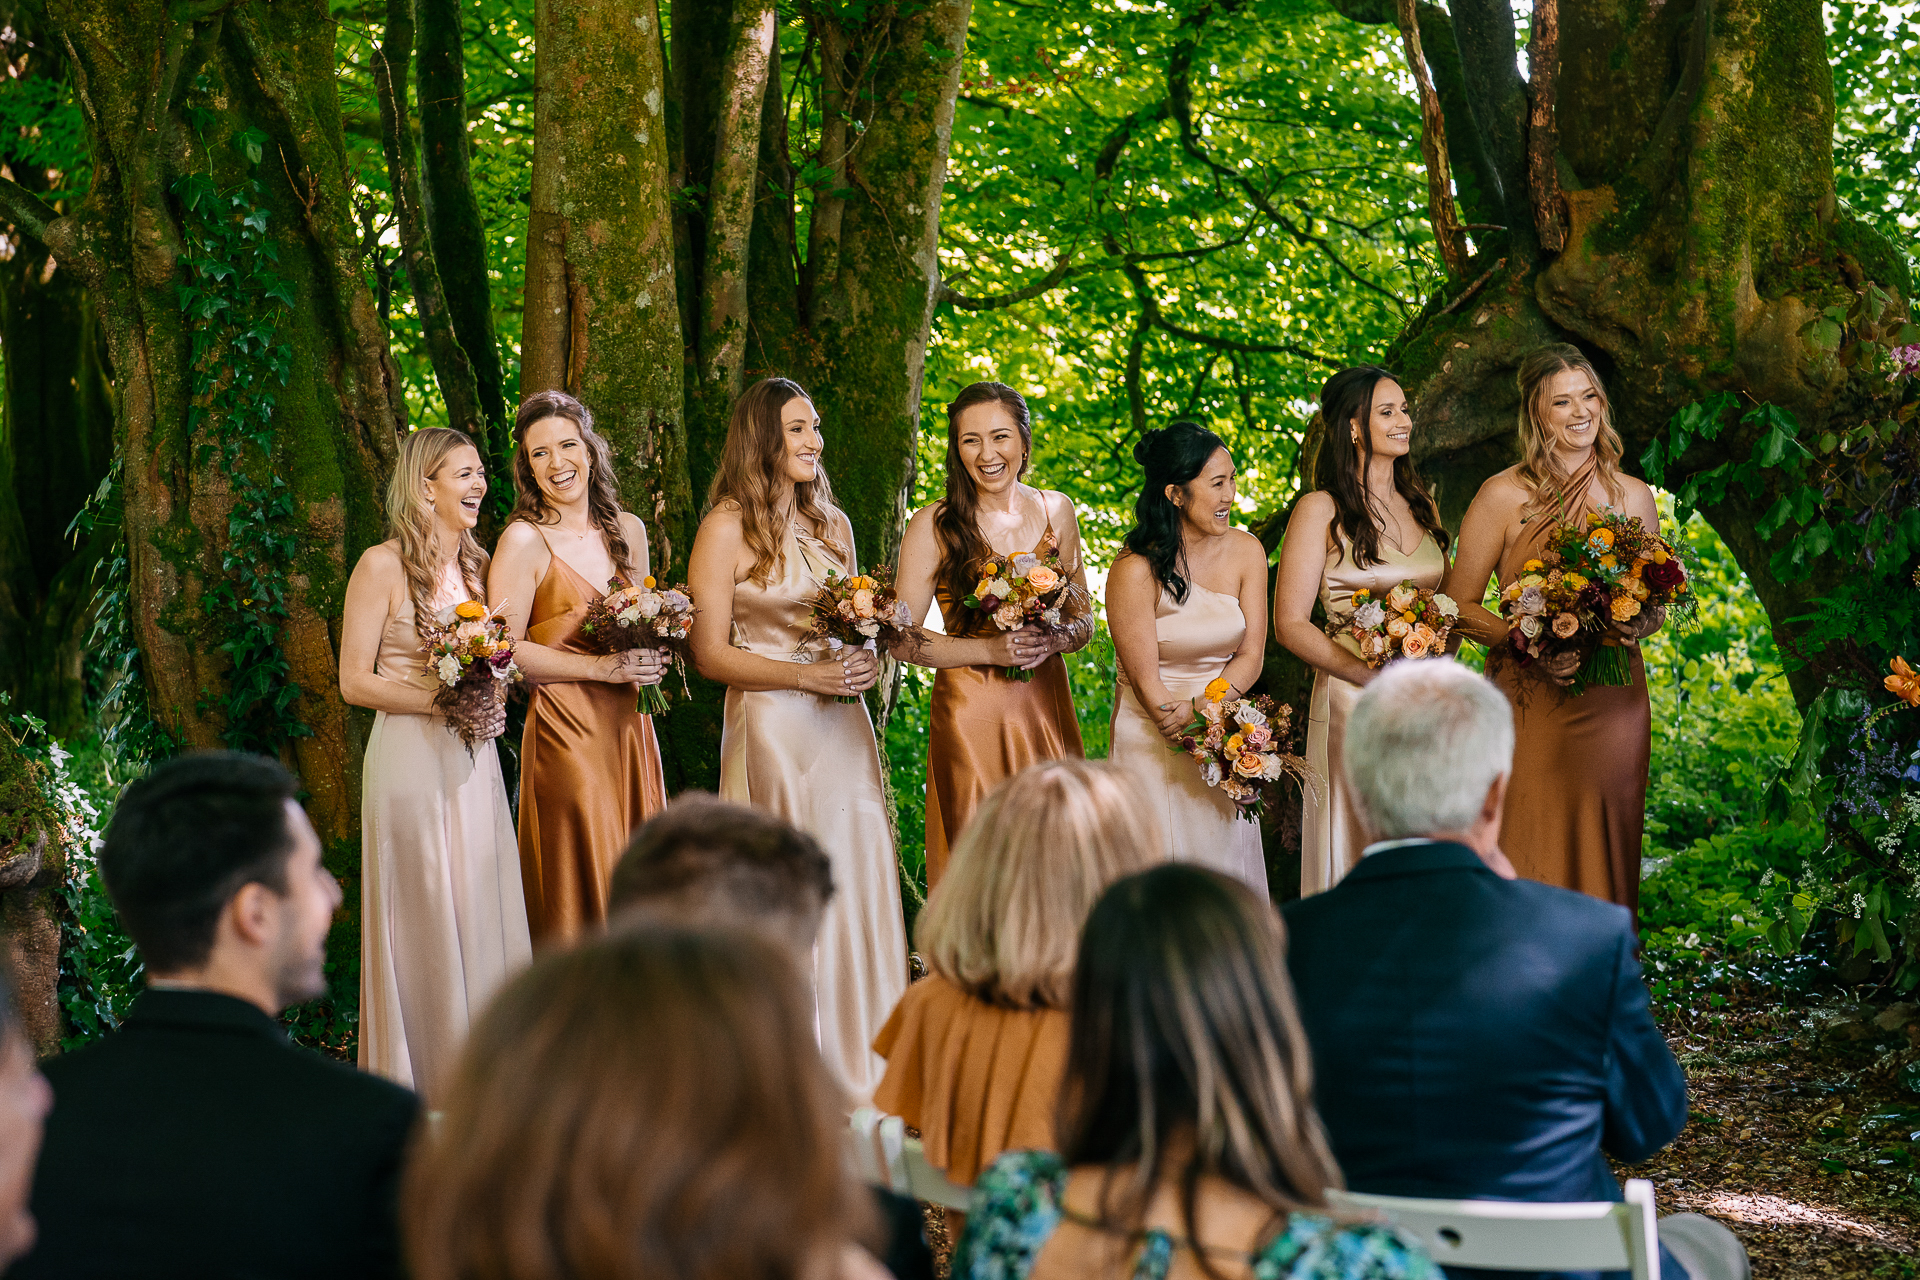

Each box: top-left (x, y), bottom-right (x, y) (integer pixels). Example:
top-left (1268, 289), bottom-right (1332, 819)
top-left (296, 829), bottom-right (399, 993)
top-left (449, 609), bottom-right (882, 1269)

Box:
top-left (916, 760), bottom-right (1163, 1010)
top-left (1513, 344), bottom-right (1626, 517)
top-left (705, 377), bottom-right (846, 584)
top-left (510, 390), bottom-right (636, 583)
top-left (386, 427), bottom-right (489, 623)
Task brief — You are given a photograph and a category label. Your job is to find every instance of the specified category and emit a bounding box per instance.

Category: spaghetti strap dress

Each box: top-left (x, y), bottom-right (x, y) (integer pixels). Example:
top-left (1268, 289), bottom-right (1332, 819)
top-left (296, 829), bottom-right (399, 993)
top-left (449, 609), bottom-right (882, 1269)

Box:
top-left (923, 504), bottom-right (1084, 889)
top-left (1301, 529), bottom-right (1448, 895)
top-left (515, 529), bottom-right (669, 946)
top-left (359, 595), bottom-right (532, 1102)
top-left (1108, 579), bottom-right (1268, 897)
top-left (1489, 454), bottom-right (1652, 914)
top-left (718, 521), bottom-right (909, 1101)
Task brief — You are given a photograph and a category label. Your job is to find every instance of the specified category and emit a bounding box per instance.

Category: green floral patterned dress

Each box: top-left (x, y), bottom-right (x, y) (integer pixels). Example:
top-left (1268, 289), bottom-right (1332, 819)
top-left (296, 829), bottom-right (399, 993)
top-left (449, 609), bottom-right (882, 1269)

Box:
top-left (951, 1151), bottom-right (1442, 1280)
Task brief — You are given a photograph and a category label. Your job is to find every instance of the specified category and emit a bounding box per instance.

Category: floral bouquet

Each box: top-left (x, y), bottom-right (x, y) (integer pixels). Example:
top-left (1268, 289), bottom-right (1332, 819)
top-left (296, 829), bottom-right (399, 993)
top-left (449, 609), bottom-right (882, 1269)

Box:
top-left (963, 542), bottom-right (1091, 681)
top-left (419, 600), bottom-right (522, 751)
top-left (1500, 510), bottom-right (1695, 692)
top-left (1173, 677), bottom-right (1317, 823)
top-left (1327, 580), bottom-right (1459, 669)
top-left (578, 575), bottom-right (696, 715)
top-left (798, 565), bottom-right (914, 703)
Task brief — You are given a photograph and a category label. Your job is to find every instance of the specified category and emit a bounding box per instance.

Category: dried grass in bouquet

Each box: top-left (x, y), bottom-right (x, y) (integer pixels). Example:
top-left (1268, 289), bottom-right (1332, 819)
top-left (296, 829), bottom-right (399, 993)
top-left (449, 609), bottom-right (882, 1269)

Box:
top-left (577, 575), bottom-right (696, 714)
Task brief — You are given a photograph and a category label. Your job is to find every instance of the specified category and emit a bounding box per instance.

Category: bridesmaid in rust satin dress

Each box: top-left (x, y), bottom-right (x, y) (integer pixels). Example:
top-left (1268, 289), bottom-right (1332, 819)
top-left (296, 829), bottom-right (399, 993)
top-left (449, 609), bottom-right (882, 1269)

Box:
top-left (1446, 346), bottom-right (1663, 915)
top-left (688, 376), bottom-right (907, 1101)
top-left (490, 392), bottom-right (668, 946)
top-left (894, 382), bottom-right (1090, 890)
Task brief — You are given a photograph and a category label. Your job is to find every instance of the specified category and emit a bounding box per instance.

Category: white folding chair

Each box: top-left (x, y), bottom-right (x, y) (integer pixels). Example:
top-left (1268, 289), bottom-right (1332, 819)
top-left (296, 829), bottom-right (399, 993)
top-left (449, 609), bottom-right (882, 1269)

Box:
top-left (848, 1107), bottom-right (974, 1212)
top-left (1326, 1179), bottom-right (1660, 1280)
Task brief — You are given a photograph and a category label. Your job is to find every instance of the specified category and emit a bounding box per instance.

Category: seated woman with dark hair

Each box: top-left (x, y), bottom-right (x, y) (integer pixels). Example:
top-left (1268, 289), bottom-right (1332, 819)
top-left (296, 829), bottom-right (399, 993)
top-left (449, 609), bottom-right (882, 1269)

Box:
top-left (952, 863), bottom-right (1439, 1280)
top-left (405, 922), bottom-right (889, 1280)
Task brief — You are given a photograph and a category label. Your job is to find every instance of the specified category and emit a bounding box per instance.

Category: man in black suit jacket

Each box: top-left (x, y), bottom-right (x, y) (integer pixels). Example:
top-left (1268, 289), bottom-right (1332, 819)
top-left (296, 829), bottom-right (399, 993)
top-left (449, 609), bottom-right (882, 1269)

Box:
top-left (1283, 661), bottom-right (1747, 1280)
top-left (11, 753), bottom-right (418, 1280)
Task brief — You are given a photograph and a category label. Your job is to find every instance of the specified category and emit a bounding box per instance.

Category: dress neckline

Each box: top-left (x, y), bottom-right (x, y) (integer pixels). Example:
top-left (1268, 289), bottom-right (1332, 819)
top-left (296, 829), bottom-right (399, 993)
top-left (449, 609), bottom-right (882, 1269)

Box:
top-left (541, 549), bottom-right (606, 601)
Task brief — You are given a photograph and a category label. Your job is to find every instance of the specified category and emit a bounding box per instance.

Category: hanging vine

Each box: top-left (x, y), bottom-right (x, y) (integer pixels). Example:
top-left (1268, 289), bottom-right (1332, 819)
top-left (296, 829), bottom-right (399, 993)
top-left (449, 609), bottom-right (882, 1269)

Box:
top-left (173, 104), bottom-right (311, 755)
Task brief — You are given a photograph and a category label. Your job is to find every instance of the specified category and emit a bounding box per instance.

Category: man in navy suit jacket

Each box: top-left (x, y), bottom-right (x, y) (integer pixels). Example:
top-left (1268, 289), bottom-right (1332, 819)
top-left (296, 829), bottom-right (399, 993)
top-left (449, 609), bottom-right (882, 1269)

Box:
top-left (1283, 660), bottom-right (1747, 1280)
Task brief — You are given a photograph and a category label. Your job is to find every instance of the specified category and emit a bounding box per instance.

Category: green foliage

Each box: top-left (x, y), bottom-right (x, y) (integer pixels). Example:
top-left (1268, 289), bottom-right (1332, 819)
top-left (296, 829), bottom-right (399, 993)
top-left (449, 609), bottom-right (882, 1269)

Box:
top-left (0, 67), bottom-right (90, 200)
top-left (1828, 0), bottom-right (1920, 247)
top-left (173, 98), bottom-right (312, 755)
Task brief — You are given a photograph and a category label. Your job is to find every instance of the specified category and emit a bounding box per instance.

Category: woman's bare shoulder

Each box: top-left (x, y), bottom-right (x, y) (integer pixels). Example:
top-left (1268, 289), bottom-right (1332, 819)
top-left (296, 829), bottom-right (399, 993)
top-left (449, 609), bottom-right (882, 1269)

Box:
top-left (494, 518), bottom-right (547, 553)
top-left (354, 539), bottom-right (405, 577)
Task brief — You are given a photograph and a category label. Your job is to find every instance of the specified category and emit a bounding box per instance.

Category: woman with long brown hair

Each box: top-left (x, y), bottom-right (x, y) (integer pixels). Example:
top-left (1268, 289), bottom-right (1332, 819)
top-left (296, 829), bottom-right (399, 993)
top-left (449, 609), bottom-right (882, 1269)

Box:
top-left (951, 864), bottom-right (1438, 1280)
top-left (405, 922), bottom-right (889, 1280)
top-left (686, 375), bottom-right (906, 1100)
top-left (1273, 368), bottom-right (1452, 895)
top-left (340, 427), bottom-right (531, 1100)
top-left (489, 391), bottom-right (669, 945)
top-left (1444, 344), bottom-right (1662, 912)
top-left (892, 382), bottom-right (1091, 889)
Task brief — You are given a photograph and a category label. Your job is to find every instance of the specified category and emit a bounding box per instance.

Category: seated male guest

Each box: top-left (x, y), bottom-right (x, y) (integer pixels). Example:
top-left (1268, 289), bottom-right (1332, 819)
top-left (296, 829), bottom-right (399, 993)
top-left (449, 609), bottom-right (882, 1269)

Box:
top-left (1282, 661), bottom-right (1748, 1280)
top-left (607, 794), bottom-right (934, 1280)
top-left (12, 753), bottom-right (418, 1280)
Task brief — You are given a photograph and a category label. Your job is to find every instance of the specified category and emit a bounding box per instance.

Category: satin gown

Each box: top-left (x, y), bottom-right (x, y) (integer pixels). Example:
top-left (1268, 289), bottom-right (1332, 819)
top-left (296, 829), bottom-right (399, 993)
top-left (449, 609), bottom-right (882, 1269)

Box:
top-left (516, 538), bottom-right (669, 946)
top-left (719, 523), bottom-right (909, 1100)
top-left (923, 512), bottom-right (1084, 890)
top-left (360, 596), bottom-right (533, 1102)
top-left (1489, 456), bottom-right (1652, 915)
top-left (1301, 529), bottom-right (1448, 895)
top-left (1109, 577), bottom-right (1268, 897)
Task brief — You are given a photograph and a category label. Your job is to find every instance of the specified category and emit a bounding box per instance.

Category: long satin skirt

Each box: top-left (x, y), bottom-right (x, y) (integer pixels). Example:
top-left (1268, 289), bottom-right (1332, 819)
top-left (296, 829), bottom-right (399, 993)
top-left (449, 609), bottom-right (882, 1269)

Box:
top-left (517, 680), bottom-right (667, 946)
top-left (719, 683), bottom-right (908, 1101)
top-left (1108, 681), bottom-right (1268, 899)
top-left (360, 711), bottom-right (532, 1102)
top-left (1492, 647), bottom-right (1652, 916)
top-left (924, 656), bottom-right (1084, 889)
top-left (1302, 669), bottom-right (1369, 895)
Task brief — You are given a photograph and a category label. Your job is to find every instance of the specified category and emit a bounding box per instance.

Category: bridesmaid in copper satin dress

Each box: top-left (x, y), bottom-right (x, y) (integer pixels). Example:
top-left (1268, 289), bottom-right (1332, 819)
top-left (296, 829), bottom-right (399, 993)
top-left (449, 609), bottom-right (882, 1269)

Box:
top-left (339, 428), bottom-right (532, 1100)
top-left (490, 391), bottom-right (668, 946)
top-left (1106, 422), bottom-right (1273, 897)
top-left (1446, 345), bottom-right (1664, 915)
top-left (688, 376), bottom-right (907, 1101)
top-left (1273, 368), bottom-right (1452, 894)
top-left (893, 382), bottom-right (1090, 889)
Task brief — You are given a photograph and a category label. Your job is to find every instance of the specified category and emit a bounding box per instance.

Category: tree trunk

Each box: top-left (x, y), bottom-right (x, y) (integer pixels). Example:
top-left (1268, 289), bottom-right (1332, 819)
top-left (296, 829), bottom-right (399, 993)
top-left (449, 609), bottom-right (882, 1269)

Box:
top-left (9, 0), bottom-right (406, 855)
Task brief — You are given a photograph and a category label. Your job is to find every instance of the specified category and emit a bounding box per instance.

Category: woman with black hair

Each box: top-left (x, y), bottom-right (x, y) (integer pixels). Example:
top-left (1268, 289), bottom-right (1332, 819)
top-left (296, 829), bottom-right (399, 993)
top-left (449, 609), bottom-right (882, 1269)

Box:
top-left (1105, 423), bottom-right (1271, 895)
top-left (1273, 369), bottom-right (1451, 895)
top-left (951, 864), bottom-right (1438, 1280)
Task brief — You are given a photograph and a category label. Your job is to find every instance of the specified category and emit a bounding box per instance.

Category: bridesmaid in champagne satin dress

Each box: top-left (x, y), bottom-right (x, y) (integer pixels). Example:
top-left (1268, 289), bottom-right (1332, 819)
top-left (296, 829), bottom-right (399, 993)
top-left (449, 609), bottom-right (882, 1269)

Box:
top-left (491, 393), bottom-right (668, 946)
top-left (339, 428), bottom-right (532, 1101)
top-left (1447, 346), bottom-right (1662, 915)
top-left (1274, 369), bottom-right (1454, 894)
top-left (893, 383), bottom-right (1090, 889)
top-left (1106, 422), bottom-right (1272, 897)
top-left (689, 377), bottom-right (907, 1101)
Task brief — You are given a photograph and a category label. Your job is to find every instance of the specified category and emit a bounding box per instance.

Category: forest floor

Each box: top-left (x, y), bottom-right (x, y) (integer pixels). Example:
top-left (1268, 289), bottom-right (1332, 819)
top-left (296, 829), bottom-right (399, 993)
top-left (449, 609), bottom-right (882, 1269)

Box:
top-left (1622, 969), bottom-right (1920, 1278)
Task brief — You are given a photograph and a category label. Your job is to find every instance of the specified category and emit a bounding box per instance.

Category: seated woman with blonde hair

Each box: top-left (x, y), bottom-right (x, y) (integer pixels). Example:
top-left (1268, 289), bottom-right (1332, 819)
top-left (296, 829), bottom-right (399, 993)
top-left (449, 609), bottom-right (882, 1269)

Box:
top-left (405, 922), bottom-right (889, 1280)
top-left (872, 759), bottom-right (1163, 1231)
top-left (953, 864), bottom-right (1439, 1280)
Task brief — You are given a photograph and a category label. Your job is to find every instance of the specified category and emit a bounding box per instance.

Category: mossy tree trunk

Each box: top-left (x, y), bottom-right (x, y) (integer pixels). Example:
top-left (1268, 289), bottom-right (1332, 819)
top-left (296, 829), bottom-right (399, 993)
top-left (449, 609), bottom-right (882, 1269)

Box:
top-left (0, 0), bottom-right (406, 854)
top-left (1334, 0), bottom-right (1911, 708)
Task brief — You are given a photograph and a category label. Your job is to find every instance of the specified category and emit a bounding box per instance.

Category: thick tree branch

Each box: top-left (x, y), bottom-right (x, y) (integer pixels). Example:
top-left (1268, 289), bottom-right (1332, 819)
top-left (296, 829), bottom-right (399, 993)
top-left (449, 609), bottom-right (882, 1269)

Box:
top-left (1525, 0), bottom-right (1565, 252)
top-left (1394, 0), bottom-right (1470, 277)
top-left (0, 178), bottom-right (64, 250)
top-left (700, 1), bottom-right (775, 397)
top-left (802, 18), bottom-right (851, 311)
top-left (1447, 0), bottom-right (1535, 257)
top-left (373, 0), bottom-right (485, 435)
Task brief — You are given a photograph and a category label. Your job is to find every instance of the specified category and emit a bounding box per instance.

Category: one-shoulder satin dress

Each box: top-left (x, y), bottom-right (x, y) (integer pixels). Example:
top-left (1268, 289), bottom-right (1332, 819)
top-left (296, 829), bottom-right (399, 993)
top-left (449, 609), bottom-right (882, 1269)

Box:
top-left (1301, 528), bottom-right (1448, 895)
top-left (1109, 577), bottom-right (1268, 897)
top-left (516, 533), bottom-right (669, 946)
top-left (1487, 456), bottom-right (1652, 915)
top-left (719, 523), bottom-right (909, 1100)
top-left (923, 510), bottom-right (1084, 890)
top-left (360, 595), bottom-right (533, 1101)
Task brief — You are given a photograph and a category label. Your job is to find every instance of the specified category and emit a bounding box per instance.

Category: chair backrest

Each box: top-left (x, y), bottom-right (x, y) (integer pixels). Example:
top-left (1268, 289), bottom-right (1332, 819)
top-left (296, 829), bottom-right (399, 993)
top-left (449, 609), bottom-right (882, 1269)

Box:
top-left (1324, 1180), bottom-right (1659, 1280)
top-left (848, 1107), bottom-right (974, 1212)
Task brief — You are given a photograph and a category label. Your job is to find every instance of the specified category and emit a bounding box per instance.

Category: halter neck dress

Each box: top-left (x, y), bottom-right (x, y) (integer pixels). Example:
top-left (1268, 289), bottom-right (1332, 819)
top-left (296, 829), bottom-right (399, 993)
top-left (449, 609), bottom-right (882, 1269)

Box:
top-left (1109, 573), bottom-right (1268, 897)
top-left (1301, 527), bottom-right (1448, 895)
top-left (360, 590), bottom-right (532, 1102)
top-left (515, 527), bottom-right (669, 945)
top-left (718, 520), bottom-right (908, 1101)
top-left (923, 496), bottom-right (1085, 890)
top-left (1487, 455), bottom-right (1652, 914)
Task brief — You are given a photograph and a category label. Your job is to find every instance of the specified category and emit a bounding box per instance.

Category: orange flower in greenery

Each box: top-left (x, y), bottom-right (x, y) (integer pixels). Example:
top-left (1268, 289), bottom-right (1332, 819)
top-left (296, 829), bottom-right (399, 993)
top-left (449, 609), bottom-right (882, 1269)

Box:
top-left (1888, 656), bottom-right (1920, 709)
top-left (453, 600), bottom-right (487, 620)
